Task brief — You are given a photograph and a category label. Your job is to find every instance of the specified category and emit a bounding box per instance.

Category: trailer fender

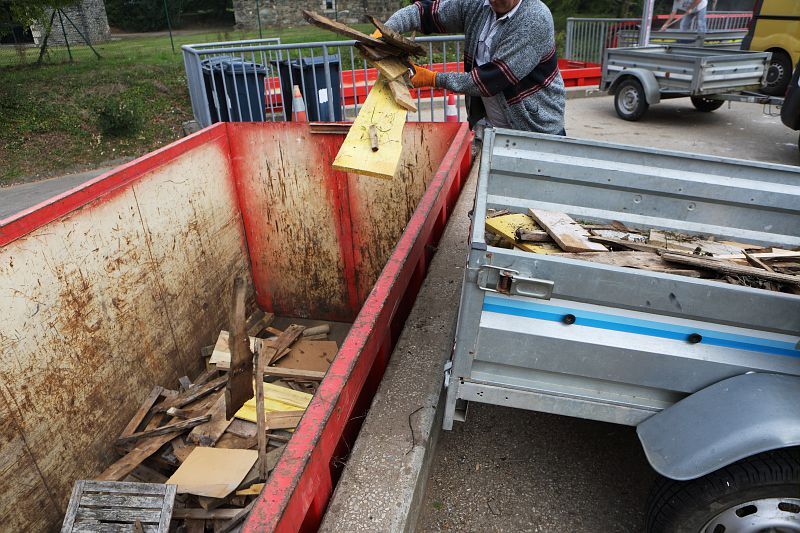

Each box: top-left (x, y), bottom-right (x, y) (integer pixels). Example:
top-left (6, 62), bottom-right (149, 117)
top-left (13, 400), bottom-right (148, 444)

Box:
top-left (636, 373), bottom-right (800, 481)
top-left (609, 69), bottom-right (661, 105)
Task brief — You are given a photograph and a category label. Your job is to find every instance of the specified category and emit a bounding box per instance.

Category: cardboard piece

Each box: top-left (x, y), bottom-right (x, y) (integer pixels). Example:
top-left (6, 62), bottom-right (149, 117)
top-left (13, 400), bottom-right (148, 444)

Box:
top-left (166, 447), bottom-right (257, 499)
top-left (275, 340), bottom-right (337, 373)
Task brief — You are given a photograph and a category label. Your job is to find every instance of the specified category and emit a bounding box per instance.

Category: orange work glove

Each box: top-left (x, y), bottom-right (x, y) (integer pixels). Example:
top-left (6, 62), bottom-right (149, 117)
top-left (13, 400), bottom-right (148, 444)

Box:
top-left (371, 29), bottom-right (382, 39)
top-left (411, 64), bottom-right (437, 88)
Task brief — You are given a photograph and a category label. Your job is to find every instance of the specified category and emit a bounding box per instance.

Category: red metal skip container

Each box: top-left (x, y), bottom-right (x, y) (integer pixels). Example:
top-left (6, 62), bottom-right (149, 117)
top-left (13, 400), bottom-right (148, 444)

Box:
top-left (0, 121), bottom-right (472, 532)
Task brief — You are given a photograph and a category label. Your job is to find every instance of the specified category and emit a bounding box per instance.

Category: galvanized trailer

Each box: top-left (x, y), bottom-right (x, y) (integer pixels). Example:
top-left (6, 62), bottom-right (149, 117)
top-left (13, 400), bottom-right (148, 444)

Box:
top-left (446, 128), bottom-right (800, 531)
top-left (600, 45), bottom-right (777, 120)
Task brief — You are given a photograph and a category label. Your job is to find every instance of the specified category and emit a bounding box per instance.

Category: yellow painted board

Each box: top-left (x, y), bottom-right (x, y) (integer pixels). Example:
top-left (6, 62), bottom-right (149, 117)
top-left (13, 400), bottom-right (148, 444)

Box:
top-left (485, 213), bottom-right (558, 254)
top-left (234, 382), bottom-right (313, 423)
top-left (332, 76), bottom-right (406, 180)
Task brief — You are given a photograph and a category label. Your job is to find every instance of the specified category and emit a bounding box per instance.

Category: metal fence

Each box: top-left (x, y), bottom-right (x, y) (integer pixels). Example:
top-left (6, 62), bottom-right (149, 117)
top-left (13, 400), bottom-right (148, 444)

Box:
top-left (182, 36), bottom-right (469, 128)
top-left (564, 11), bottom-right (753, 63)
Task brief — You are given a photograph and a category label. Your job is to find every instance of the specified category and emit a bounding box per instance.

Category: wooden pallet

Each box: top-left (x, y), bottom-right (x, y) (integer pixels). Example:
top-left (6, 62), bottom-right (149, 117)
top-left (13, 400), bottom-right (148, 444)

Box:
top-left (61, 480), bottom-right (176, 533)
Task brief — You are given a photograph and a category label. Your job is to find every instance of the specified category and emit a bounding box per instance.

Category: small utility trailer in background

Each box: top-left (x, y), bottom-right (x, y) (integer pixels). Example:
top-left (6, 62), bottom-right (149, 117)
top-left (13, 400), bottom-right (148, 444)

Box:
top-left (600, 46), bottom-right (778, 120)
top-left (446, 128), bottom-right (800, 531)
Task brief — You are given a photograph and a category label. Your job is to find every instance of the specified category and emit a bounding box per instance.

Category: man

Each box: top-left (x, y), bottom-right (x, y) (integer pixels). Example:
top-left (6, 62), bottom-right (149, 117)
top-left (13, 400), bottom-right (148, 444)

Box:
top-left (661, 0), bottom-right (708, 33)
top-left (382, 0), bottom-right (565, 136)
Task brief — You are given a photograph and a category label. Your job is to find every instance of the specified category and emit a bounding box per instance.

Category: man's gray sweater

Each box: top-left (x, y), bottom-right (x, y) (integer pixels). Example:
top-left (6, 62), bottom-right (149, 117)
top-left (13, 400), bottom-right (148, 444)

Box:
top-left (386, 0), bottom-right (565, 134)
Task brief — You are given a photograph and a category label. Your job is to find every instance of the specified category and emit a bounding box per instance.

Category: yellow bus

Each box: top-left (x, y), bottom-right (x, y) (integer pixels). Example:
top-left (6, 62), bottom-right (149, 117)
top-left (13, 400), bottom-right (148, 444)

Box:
top-left (742, 0), bottom-right (800, 95)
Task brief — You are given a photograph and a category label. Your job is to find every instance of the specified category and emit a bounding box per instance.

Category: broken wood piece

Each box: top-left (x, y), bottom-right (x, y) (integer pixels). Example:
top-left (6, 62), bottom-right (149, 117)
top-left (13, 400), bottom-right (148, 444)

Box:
top-left (369, 124), bottom-right (379, 152)
top-left (302, 325), bottom-right (330, 337)
top-left (192, 367), bottom-right (219, 387)
top-left (714, 249), bottom-right (800, 260)
top-left (215, 433), bottom-right (258, 450)
top-left (255, 336), bottom-right (269, 480)
top-left (120, 386), bottom-right (166, 439)
top-left (485, 213), bottom-right (558, 254)
top-left (367, 14), bottom-right (427, 56)
top-left (115, 415), bottom-right (212, 446)
top-left (309, 122), bottom-right (351, 135)
top-left (588, 235), bottom-right (664, 253)
top-left (264, 366), bottom-right (326, 381)
top-left (170, 439), bottom-right (195, 463)
top-left (265, 410), bottom-right (305, 430)
top-left (171, 508), bottom-right (244, 520)
top-left (235, 483), bottom-right (265, 496)
top-left (266, 432), bottom-right (291, 443)
top-left (226, 419), bottom-right (257, 439)
top-left (187, 394), bottom-right (234, 447)
top-left (515, 229), bottom-right (551, 242)
top-left (355, 42), bottom-right (394, 62)
top-left (332, 76), bottom-right (407, 179)
top-left (178, 376), bottom-right (193, 392)
top-left (226, 276), bottom-right (255, 419)
top-left (387, 78), bottom-right (418, 111)
top-left (744, 251), bottom-right (775, 272)
top-left (245, 309), bottom-right (275, 337)
top-left (528, 208), bottom-right (608, 252)
top-left (62, 480), bottom-right (176, 533)
top-left (266, 324), bottom-right (306, 365)
top-left (661, 253), bottom-right (800, 286)
top-left (648, 230), bottom-right (750, 256)
top-left (166, 407), bottom-right (195, 419)
top-left (153, 375), bottom-right (227, 413)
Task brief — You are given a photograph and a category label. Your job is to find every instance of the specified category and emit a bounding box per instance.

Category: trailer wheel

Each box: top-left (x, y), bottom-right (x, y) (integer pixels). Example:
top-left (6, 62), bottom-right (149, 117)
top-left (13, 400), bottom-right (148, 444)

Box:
top-left (690, 96), bottom-right (724, 112)
top-left (645, 448), bottom-right (800, 533)
top-left (762, 50), bottom-right (792, 97)
top-left (614, 78), bottom-right (649, 121)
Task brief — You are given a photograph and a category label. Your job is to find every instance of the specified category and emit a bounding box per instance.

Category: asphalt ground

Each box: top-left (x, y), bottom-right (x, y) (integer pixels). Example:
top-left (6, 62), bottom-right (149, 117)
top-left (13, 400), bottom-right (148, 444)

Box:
top-left (415, 96), bottom-right (798, 533)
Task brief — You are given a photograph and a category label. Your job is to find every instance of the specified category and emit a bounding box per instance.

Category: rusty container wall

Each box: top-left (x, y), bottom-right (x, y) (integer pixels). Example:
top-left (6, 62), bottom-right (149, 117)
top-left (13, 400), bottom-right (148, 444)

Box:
top-left (0, 121), bottom-right (472, 532)
top-left (0, 125), bottom-right (253, 532)
top-left (228, 122), bottom-right (461, 321)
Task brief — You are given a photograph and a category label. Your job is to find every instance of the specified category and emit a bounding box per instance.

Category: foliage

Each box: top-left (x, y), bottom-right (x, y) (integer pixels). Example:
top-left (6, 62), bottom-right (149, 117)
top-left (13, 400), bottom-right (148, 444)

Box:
top-left (96, 91), bottom-right (145, 136)
top-left (105, 0), bottom-right (184, 32)
top-left (1, 0), bottom-right (81, 28)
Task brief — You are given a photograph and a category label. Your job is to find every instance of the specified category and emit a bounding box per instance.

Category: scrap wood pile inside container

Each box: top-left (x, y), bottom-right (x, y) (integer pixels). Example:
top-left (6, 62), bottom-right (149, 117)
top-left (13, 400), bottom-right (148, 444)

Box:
top-left (485, 209), bottom-right (800, 293)
top-left (62, 283), bottom-right (344, 532)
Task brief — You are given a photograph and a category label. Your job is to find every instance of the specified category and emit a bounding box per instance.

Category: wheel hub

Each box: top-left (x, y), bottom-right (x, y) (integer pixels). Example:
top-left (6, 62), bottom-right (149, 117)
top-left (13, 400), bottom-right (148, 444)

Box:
top-left (702, 498), bottom-right (800, 533)
top-left (620, 86), bottom-right (639, 113)
top-left (766, 62), bottom-right (787, 86)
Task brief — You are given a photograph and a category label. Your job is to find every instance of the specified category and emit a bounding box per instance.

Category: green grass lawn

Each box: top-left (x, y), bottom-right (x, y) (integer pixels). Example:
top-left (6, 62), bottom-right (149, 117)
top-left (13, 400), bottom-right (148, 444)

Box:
top-left (0, 24), bottom-right (374, 185)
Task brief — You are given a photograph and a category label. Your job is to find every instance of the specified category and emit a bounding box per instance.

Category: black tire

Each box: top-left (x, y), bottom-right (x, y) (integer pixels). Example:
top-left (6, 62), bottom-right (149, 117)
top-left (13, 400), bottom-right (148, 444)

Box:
top-left (762, 50), bottom-right (793, 96)
top-left (646, 448), bottom-right (800, 533)
top-left (690, 96), bottom-right (724, 112)
top-left (614, 78), bottom-right (649, 121)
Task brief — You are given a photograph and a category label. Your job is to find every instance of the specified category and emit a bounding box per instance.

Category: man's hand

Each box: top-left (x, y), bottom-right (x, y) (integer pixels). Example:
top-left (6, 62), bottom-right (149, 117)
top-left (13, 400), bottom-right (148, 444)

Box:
top-left (411, 64), bottom-right (437, 88)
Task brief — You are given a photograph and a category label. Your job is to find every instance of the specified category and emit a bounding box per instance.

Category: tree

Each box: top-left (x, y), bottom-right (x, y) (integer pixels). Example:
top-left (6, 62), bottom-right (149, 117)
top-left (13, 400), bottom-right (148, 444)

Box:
top-left (0, 0), bottom-right (82, 63)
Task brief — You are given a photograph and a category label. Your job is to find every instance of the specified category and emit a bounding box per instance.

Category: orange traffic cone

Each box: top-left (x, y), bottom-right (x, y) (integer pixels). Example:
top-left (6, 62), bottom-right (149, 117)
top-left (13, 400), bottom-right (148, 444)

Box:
top-left (291, 85), bottom-right (307, 122)
top-left (445, 93), bottom-right (458, 122)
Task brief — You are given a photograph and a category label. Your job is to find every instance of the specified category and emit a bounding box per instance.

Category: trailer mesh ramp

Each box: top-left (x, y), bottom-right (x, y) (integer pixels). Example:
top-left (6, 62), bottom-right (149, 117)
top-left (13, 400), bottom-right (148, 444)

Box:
top-left (61, 481), bottom-right (176, 533)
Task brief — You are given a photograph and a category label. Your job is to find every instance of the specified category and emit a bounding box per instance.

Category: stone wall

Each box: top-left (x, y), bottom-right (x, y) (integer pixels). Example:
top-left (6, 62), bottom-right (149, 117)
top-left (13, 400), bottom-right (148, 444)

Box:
top-left (32, 0), bottom-right (111, 46)
top-left (233, 0), bottom-right (406, 30)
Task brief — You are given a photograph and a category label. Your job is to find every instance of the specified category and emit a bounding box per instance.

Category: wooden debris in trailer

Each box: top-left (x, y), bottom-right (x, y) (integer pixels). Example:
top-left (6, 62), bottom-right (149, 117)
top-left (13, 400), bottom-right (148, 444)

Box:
top-left (62, 480), bottom-right (176, 533)
top-left (226, 277), bottom-right (256, 419)
top-left (235, 382), bottom-right (313, 423)
top-left (528, 208), bottom-right (608, 252)
top-left (661, 253), bottom-right (800, 286)
top-left (485, 213), bottom-right (559, 253)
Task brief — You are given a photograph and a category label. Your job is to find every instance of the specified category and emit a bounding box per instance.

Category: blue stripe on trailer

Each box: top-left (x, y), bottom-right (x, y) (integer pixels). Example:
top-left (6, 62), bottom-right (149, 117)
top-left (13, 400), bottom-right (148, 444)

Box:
top-left (483, 296), bottom-right (800, 359)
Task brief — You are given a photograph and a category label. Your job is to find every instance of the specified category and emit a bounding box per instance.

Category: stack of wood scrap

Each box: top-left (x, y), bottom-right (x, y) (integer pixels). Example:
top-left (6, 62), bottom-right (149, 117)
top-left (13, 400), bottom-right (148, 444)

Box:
top-left (302, 10), bottom-right (426, 179)
top-left (63, 279), bottom-right (339, 532)
top-left (484, 208), bottom-right (800, 293)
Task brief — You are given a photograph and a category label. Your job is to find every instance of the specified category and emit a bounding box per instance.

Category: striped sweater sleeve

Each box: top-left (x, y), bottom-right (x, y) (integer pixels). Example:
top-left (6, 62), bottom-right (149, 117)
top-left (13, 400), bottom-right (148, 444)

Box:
top-left (384, 0), bottom-right (466, 35)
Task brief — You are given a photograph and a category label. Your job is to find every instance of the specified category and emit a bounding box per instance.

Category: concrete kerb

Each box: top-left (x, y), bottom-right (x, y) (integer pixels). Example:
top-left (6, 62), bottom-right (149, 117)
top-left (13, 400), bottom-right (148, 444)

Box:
top-left (319, 158), bottom-right (481, 533)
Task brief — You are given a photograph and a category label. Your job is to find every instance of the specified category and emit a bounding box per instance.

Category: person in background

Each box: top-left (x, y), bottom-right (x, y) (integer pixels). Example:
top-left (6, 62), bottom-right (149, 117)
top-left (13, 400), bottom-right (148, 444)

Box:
top-left (661, 0), bottom-right (709, 33)
top-left (380, 0), bottom-right (566, 137)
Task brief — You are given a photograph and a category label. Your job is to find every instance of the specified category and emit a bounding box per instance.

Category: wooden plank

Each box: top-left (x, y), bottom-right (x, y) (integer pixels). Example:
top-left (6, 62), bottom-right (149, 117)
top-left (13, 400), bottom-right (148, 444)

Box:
top-left (226, 419), bottom-right (257, 439)
top-left (367, 15), bottom-right (427, 56)
top-left (553, 251), bottom-right (702, 273)
top-left (97, 434), bottom-right (178, 481)
top-left (371, 56), bottom-right (408, 81)
top-left (744, 251), bottom-right (775, 272)
top-left (74, 508), bottom-right (162, 523)
top-left (309, 122), bottom-right (351, 135)
top-left (152, 376), bottom-right (228, 413)
top-left (588, 235), bottom-right (665, 253)
top-left (116, 416), bottom-right (212, 446)
top-left (263, 367), bottom-right (326, 381)
top-left (332, 77), bottom-right (407, 180)
top-left (226, 277), bottom-right (255, 419)
top-left (187, 392), bottom-right (234, 447)
top-left (178, 376), bottom-right (193, 391)
top-left (215, 433), bottom-right (258, 450)
top-left (485, 213), bottom-right (557, 254)
top-left (78, 494), bottom-right (165, 509)
top-left (302, 10), bottom-right (393, 51)
top-left (120, 386), bottom-right (165, 439)
top-left (72, 524), bottom-right (158, 533)
top-left (265, 410), bottom-right (304, 430)
top-left (661, 253), bottom-right (800, 286)
top-left (714, 250), bottom-right (800, 260)
top-left (528, 209), bottom-right (608, 252)
top-left (648, 230), bottom-right (750, 256)
top-left (128, 465), bottom-right (169, 484)
top-left (388, 78), bottom-right (418, 112)
top-left (245, 309), bottom-right (275, 337)
top-left (255, 342), bottom-right (268, 480)
top-left (157, 481), bottom-right (177, 532)
top-left (82, 481), bottom-right (169, 495)
top-left (62, 479), bottom-right (85, 532)
top-left (172, 508), bottom-right (244, 520)
top-left (301, 324), bottom-right (330, 337)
